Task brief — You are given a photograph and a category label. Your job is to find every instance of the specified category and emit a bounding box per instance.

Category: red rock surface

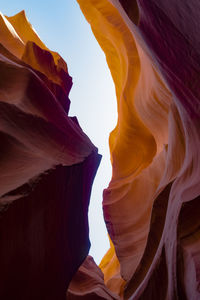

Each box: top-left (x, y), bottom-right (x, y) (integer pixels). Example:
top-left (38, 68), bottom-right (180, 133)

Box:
top-left (0, 11), bottom-right (101, 300)
top-left (68, 1), bottom-right (200, 299)
top-left (1, 2), bottom-right (200, 299)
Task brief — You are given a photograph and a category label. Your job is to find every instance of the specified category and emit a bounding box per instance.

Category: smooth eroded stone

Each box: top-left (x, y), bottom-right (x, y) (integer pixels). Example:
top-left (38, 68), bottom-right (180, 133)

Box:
top-left (71, 1), bottom-right (200, 299)
top-left (0, 11), bottom-right (101, 299)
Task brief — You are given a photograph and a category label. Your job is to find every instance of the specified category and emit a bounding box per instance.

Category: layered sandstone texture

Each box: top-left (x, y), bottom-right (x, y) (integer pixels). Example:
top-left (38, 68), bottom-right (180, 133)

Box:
top-left (0, 11), bottom-right (101, 300)
top-left (68, 1), bottom-right (200, 299)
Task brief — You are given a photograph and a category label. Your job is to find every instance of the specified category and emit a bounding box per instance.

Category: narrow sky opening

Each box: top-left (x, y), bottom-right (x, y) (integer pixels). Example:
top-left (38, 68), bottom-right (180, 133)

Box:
top-left (1, 0), bottom-right (118, 264)
top-left (66, 3), bottom-right (118, 264)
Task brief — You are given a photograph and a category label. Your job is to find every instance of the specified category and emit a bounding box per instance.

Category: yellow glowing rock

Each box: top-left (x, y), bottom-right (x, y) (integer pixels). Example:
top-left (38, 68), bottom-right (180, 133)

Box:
top-left (0, 12), bottom-right (24, 58)
top-left (6, 10), bottom-right (67, 70)
top-left (72, 1), bottom-right (200, 299)
top-left (76, 0), bottom-right (171, 288)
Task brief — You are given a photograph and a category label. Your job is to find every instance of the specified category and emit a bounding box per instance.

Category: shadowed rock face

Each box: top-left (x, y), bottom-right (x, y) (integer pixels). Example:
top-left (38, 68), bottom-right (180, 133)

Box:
top-left (68, 1), bottom-right (200, 299)
top-left (0, 11), bottom-right (101, 300)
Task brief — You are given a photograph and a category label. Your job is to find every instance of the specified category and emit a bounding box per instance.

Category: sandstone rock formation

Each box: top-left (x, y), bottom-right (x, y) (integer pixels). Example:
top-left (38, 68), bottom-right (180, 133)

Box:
top-left (68, 1), bottom-right (200, 299)
top-left (0, 11), bottom-right (101, 300)
top-left (1, 1), bottom-right (200, 299)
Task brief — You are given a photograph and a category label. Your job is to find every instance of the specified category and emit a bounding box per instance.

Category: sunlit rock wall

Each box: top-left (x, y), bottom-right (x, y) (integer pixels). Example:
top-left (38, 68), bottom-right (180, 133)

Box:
top-left (0, 11), bottom-right (101, 300)
top-left (69, 1), bottom-right (200, 299)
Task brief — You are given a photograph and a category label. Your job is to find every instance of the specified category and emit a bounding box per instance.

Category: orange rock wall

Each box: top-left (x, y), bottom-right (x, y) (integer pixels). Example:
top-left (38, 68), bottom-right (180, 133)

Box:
top-left (69, 1), bottom-right (200, 299)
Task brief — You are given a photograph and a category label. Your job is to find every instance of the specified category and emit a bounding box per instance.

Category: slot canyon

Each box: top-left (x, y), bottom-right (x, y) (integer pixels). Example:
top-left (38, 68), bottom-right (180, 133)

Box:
top-left (0, 1), bottom-right (200, 299)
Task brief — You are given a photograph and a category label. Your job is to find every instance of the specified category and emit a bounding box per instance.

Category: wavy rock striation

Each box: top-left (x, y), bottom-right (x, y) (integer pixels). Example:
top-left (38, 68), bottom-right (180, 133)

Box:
top-left (68, 1), bottom-right (200, 299)
top-left (0, 11), bottom-right (101, 300)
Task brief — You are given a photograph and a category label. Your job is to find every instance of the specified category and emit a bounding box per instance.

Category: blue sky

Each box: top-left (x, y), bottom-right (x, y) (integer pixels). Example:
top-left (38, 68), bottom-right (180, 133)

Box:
top-left (1, 0), bottom-right (117, 263)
